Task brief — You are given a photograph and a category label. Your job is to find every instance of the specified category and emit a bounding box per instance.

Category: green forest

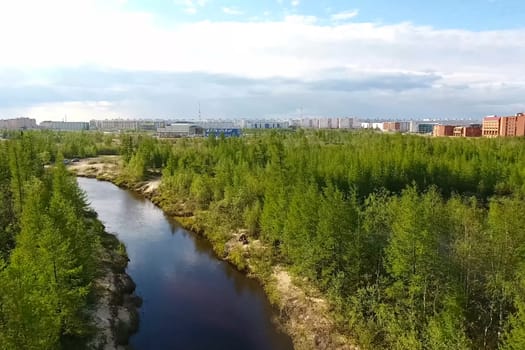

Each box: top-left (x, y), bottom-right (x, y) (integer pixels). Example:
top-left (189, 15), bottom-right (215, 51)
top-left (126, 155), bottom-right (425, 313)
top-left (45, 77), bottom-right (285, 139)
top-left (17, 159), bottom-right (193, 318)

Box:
top-left (120, 129), bottom-right (525, 350)
top-left (0, 131), bottom-right (118, 349)
top-left (2, 129), bottom-right (525, 349)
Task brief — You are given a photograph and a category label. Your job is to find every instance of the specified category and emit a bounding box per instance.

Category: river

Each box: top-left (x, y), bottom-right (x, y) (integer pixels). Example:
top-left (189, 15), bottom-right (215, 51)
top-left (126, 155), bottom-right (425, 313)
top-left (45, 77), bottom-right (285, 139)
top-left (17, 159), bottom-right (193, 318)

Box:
top-left (77, 177), bottom-right (294, 350)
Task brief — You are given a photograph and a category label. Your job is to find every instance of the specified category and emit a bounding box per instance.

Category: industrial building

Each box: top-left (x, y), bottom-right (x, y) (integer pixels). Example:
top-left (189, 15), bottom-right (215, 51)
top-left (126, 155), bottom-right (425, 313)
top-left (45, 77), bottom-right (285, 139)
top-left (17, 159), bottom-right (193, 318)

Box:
top-left (191, 120), bottom-right (236, 129)
top-left (204, 128), bottom-right (242, 137)
top-left (157, 123), bottom-right (203, 138)
top-left (414, 122), bottom-right (438, 134)
top-left (240, 120), bottom-right (289, 129)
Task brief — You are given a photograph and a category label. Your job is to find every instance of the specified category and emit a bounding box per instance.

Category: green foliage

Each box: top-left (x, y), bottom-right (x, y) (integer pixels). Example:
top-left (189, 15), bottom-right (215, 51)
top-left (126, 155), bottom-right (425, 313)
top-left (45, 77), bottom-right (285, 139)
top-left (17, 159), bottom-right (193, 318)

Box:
top-left (120, 134), bottom-right (134, 163)
top-left (243, 200), bottom-right (262, 236)
top-left (424, 297), bottom-right (471, 350)
top-left (503, 285), bottom-right (525, 350)
top-left (69, 129), bottom-right (525, 349)
top-left (119, 135), bottom-right (171, 182)
top-left (502, 264), bottom-right (525, 349)
top-left (0, 134), bottom-right (103, 349)
top-left (190, 174), bottom-right (213, 209)
top-left (229, 245), bottom-right (248, 271)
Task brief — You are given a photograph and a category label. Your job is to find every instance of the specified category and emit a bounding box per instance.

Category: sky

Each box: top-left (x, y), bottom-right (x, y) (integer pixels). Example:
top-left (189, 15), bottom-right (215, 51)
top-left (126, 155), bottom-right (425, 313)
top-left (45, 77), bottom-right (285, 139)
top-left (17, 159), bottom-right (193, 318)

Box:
top-left (0, 0), bottom-right (524, 121)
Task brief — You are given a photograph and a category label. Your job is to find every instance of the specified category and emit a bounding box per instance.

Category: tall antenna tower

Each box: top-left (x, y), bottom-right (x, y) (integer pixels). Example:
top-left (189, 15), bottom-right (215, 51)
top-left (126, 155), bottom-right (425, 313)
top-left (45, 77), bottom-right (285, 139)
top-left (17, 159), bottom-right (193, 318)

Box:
top-left (198, 101), bottom-right (201, 121)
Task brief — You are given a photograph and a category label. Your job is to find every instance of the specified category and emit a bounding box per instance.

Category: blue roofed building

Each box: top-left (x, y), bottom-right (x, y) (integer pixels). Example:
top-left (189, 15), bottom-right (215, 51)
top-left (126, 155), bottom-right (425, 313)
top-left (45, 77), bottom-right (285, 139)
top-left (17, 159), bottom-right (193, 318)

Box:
top-left (204, 128), bottom-right (242, 137)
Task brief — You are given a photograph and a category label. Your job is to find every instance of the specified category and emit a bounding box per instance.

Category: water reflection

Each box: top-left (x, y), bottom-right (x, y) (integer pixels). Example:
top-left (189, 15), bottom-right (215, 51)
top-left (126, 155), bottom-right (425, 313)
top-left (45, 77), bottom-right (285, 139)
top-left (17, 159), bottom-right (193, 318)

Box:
top-left (77, 178), bottom-right (293, 350)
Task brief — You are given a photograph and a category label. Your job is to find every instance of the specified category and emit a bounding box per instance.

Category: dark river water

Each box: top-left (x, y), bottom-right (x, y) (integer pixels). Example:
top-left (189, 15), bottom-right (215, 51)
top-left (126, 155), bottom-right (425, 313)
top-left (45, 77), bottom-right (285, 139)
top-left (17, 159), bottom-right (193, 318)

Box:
top-left (77, 178), bottom-right (294, 350)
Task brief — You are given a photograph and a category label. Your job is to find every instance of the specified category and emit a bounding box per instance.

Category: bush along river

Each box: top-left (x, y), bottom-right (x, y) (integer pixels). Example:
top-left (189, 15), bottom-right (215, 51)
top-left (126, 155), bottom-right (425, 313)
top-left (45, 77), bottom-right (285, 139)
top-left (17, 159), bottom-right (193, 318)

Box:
top-left (78, 177), bottom-right (294, 350)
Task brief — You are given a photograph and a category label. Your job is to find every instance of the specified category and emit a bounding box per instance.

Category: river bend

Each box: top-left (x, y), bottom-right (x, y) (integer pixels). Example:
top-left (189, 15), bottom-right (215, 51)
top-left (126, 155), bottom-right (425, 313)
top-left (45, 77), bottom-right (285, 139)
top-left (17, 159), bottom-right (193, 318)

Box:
top-left (78, 177), bottom-right (293, 350)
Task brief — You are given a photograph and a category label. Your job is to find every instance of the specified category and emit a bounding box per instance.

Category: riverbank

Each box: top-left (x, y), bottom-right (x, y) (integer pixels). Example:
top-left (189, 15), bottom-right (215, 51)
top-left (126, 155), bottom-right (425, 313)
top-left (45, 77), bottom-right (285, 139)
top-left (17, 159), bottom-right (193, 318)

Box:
top-left (88, 228), bottom-right (141, 350)
top-left (70, 157), bottom-right (358, 350)
top-left (68, 157), bottom-right (140, 349)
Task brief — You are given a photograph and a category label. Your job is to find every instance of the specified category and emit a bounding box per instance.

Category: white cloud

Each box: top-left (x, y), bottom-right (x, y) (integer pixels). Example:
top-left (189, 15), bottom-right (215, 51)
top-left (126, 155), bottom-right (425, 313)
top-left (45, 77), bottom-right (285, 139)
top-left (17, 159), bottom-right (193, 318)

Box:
top-left (0, 1), bottom-right (523, 85)
top-left (176, 0), bottom-right (208, 15)
top-left (222, 6), bottom-right (243, 15)
top-left (25, 101), bottom-right (118, 122)
top-left (0, 0), bottom-right (523, 85)
top-left (291, 0), bottom-right (300, 7)
top-left (331, 9), bottom-right (359, 21)
top-left (0, 0), bottom-right (524, 119)
top-left (284, 15), bottom-right (318, 25)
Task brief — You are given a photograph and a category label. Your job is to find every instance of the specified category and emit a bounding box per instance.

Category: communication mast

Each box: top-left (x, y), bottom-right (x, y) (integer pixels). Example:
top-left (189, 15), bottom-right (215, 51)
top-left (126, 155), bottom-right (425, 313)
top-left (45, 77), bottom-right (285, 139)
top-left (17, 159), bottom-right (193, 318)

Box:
top-left (198, 102), bottom-right (201, 121)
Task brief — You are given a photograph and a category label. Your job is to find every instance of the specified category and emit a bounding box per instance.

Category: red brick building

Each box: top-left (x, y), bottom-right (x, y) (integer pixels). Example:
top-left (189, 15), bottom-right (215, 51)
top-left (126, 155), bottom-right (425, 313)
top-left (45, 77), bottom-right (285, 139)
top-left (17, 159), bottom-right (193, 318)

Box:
top-left (433, 125), bottom-right (455, 137)
top-left (482, 113), bottom-right (525, 137)
top-left (517, 113), bottom-right (525, 136)
top-left (383, 122), bottom-right (401, 132)
top-left (464, 125), bottom-right (482, 137)
top-left (454, 125), bottom-right (482, 137)
top-left (500, 116), bottom-right (518, 136)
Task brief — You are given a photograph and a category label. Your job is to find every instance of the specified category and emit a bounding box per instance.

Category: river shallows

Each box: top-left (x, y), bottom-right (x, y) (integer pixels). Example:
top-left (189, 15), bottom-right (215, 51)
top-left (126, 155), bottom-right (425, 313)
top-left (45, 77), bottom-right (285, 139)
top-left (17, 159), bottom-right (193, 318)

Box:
top-left (78, 178), bottom-right (293, 350)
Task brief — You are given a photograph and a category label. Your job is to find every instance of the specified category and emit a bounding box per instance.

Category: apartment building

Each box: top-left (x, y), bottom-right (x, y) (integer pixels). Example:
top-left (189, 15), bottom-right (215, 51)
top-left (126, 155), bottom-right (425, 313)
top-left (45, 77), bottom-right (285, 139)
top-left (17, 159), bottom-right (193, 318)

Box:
top-left (0, 117), bottom-right (37, 130)
top-left (482, 113), bottom-right (525, 137)
top-left (299, 117), bottom-right (355, 129)
top-left (499, 113), bottom-right (525, 137)
top-left (40, 121), bottom-right (89, 131)
top-left (482, 116), bottom-right (501, 137)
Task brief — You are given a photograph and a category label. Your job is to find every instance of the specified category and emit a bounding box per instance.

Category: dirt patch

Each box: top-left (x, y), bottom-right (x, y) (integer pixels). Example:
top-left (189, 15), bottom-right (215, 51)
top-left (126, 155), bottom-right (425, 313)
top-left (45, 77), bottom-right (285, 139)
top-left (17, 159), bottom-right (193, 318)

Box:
top-left (70, 157), bottom-right (161, 200)
top-left (223, 233), bottom-right (358, 350)
top-left (271, 267), bottom-right (358, 350)
top-left (139, 179), bottom-right (161, 194)
top-left (69, 156), bottom-right (121, 180)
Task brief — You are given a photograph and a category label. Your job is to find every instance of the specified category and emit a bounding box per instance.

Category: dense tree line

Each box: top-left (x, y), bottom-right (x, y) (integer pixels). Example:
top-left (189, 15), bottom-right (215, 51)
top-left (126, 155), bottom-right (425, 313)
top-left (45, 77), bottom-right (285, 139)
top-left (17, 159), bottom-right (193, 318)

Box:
top-left (2, 130), bottom-right (119, 164)
top-left (124, 130), bottom-right (525, 349)
top-left (0, 133), bottom-right (104, 349)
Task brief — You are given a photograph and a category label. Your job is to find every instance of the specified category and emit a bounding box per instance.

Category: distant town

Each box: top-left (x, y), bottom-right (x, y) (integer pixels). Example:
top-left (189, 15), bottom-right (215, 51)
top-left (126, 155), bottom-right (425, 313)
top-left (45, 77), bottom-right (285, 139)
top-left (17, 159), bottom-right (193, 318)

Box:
top-left (1, 112), bottom-right (524, 138)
